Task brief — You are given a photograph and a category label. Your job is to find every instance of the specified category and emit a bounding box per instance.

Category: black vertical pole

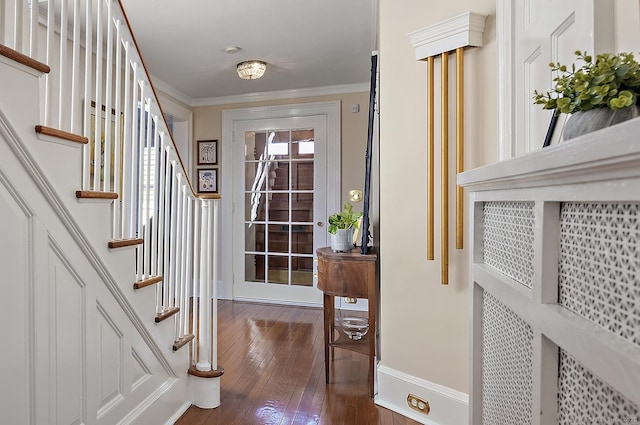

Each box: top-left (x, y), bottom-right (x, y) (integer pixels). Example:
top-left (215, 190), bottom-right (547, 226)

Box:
top-left (361, 53), bottom-right (378, 254)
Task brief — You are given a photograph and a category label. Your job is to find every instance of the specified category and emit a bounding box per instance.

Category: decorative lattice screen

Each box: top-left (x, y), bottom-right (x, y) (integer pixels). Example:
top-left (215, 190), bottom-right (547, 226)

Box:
top-left (481, 291), bottom-right (534, 425)
top-left (559, 202), bottom-right (640, 348)
top-left (483, 202), bottom-right (535, 288)
top-left (559, 350), bottom-right (640, 425)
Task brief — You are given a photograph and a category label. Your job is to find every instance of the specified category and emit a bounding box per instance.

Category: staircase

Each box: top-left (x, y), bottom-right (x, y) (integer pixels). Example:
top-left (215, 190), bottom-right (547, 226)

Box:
top-left (0, 1), bottom-right (221, 423)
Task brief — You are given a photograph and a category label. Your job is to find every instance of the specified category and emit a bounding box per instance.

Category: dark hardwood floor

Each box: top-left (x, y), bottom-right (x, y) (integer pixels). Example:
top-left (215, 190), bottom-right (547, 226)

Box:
top-left (175, 300), bottom-right (421, 425)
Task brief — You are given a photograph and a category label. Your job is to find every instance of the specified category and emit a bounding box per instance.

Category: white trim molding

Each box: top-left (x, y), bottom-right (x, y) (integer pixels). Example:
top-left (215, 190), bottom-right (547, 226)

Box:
top-left (376, 365), bottom-right (469, 425)
top-left (152, 75), bottom-right (194, 107)
top-left (408, 12), bottom-right (487, 60)
top-left (149, 76), bottom-right (368, 108)
top-left (497, 0), bottom-right (516, 161)
top-left (192, 83), bottom-right (368, 107)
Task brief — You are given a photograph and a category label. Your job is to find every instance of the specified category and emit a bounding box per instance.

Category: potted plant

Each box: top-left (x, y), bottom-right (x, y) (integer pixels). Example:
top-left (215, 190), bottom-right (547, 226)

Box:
top-left (533, 50), bottom-right (640, 140)
top-left (328, 202), bottom-right (363, 252)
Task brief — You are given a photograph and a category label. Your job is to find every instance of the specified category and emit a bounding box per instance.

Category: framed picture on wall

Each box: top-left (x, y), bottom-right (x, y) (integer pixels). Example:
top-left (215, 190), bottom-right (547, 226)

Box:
top-left (198, 168), bottom-right (218, 193)
top-left (197, 139), bottom-right (218, 165)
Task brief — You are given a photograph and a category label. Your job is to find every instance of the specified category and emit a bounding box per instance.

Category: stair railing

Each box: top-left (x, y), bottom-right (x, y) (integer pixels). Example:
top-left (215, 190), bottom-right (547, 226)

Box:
top-left (1, 0), bottom-right (222, 408)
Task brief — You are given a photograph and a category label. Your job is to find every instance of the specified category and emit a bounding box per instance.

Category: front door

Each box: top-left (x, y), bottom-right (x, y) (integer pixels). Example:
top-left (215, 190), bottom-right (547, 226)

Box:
top-left (232, 115), bottom-right (328, 305)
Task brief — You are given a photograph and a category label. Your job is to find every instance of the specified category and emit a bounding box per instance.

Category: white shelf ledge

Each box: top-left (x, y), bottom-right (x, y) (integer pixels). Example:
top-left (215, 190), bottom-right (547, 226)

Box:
top-left (408, 12), bottom-right (488, 60)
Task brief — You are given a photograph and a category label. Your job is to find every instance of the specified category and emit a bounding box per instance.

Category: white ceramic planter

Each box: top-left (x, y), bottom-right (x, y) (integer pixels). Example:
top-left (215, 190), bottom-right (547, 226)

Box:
top-left (563, 105), bottom-right (640, 141)
top-left (330, 228), bottom-right (355, 252)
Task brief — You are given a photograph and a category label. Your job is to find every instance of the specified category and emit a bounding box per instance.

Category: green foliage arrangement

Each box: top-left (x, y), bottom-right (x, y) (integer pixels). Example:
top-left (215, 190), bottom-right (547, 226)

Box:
top-left (533, 51), bottom-right (640, 114)
top-left (328, 202), bottom-right (363, 235)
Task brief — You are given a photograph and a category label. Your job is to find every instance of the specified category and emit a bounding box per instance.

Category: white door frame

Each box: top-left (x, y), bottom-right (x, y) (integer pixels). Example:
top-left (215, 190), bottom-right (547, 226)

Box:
top-left (221, 101), bottom-right (341, 300)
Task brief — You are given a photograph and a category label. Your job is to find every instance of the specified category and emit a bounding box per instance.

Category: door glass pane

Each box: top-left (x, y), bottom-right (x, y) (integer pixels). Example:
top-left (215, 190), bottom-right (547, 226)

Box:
top-left (245, 161), bottom-right (268, 191)
top-left (268, 130), bottom-right (290, 158)
top-left (268, 255), bottom-right (288, 284)
top-left (245, 131), bottom-right (266, 160)
top-left (292, 225), bottom-right (313, 254)
top-left (244, 223), bottom-right (265, 252)
top-left (245, 192), bottom-right (266, 221)
top-left (292, 255), bottom-right (314, 287)
top-left (292, 199), bottom-right (313, 223)
top-left (292, 129), bottom-right (314, 159)
top-left (269, 224), bottom-right (289, 254)
top-left (291, 162), bottom-right (314, 191)
top-left (270, 162), bottom-right (289, 190)
top-left (268, 193), bottom-right (289, 222)
top-left (243, 127), bottom-right (314, 286)
top-left (245, 254), bottom-right (265, 283)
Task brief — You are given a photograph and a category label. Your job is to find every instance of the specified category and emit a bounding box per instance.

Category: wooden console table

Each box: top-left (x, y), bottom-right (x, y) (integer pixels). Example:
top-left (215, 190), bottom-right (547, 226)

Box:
top-left (316, 247), bottom-right (378, 398)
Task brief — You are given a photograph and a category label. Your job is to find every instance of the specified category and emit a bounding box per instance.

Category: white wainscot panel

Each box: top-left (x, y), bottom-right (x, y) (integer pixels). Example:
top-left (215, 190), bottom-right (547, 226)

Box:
top-left (97, 303), bottom-right (125, 419)
top-left (0, 176), bottom-right (33, 425)
top-left (50, 242), bottom-right (86, 425)
top-left (131, 348), bottom-right (152, 391)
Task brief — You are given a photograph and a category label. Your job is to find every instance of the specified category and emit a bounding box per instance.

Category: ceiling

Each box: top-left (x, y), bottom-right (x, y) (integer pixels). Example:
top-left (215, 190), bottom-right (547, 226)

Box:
top-left (120, 0), bottom-right (377, 105)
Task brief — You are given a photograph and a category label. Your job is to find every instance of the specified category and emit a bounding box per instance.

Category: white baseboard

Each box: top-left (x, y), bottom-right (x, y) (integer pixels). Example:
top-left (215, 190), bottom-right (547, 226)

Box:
top-left (375, 365), bottom-right (469, 425)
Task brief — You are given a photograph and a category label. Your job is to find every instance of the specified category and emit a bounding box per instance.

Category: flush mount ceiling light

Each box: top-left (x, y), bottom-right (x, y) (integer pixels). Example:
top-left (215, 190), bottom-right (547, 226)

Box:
top-left (237, 60), bottom-right (267, 80)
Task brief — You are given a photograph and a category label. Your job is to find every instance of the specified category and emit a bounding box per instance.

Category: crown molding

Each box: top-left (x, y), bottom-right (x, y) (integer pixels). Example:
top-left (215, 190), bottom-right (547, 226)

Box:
top-left (191, 82), bottom-right (369, 107)
top-left (151, 75), bottom-right (195, 107)
top-left (408, 12), bottom-right (487, 60)
top-left (150, 76), bottom-right (369, 109)
top-left (152, 76), bottom-right (369, 108)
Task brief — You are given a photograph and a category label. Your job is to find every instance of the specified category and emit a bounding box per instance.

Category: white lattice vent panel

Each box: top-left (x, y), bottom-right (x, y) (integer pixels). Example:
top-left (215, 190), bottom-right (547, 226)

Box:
top-left (481, 291), bottom-right (534, 425)
top-left (559, 202), bottom-right (640, 348)
top-left (559, 350), bottom-right (639, 425)
top-left (482, 201), bottom-right (535, 288)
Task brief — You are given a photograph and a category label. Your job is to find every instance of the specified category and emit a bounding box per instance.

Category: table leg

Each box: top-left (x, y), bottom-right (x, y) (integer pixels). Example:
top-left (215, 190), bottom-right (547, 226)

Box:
top-left (323, 293), bottom-right (332, 384)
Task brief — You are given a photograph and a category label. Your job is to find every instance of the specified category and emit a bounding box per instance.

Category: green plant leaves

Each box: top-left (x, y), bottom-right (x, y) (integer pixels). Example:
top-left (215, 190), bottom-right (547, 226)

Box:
top-left (327, 202), bottom-right (363, 235)
top-left (532, 51), bottom-right (640, 113)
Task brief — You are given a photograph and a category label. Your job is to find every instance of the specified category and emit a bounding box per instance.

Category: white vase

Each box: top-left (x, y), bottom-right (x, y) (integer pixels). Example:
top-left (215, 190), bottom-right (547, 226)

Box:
top-left (330, 228), bottom-right (355, 252)
top-left (563, 105), bottom-right (640, 141)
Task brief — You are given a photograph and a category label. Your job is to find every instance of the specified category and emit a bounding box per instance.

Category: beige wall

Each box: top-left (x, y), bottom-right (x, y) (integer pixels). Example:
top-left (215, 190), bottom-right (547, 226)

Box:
top-left (378, 0), bottom-right (498, 393)
top-left (191, 92), bottom-right (370, 207)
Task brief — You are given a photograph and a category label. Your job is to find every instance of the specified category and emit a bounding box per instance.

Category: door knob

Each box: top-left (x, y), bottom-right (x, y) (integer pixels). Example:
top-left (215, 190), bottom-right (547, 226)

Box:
top-left (317, 221), bottom-right (324, 227)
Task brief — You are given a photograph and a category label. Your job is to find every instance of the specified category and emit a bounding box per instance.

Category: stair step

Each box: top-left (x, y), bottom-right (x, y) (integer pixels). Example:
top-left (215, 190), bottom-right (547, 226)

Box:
top-left (155, 307), bottom-right (180, 323)
top-left (133, 275), bottom-right (163, 290)
top-left (108, 238), bottom-right (144, 249)
top-left (76, 190), bottom-right (118, 200)
top-left (0, 44), bottom-right (50, 73)
top-left (172, 334), bottom-right (195, 351)
top-left (35, 125), bottom-right (88, 145)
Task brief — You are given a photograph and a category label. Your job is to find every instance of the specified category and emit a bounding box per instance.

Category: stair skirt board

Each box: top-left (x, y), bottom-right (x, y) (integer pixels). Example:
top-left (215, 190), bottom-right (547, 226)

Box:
top-left (376, 365), bottom-right (469, 425)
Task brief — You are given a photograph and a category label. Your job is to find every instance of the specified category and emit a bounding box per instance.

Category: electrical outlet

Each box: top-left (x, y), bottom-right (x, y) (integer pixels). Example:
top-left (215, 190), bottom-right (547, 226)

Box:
top-left (407, 394), bottom-right (430, 415)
